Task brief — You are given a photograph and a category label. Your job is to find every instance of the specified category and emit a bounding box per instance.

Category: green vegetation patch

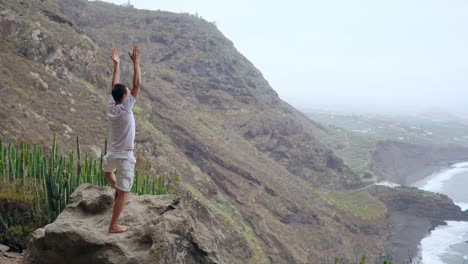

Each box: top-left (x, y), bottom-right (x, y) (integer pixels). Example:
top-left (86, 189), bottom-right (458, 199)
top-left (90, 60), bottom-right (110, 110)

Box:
top-left (80, 79), bottom-right (97, 93)
top-left (80, 34), bottom-right (98, 49)
top-left (11, 86), bottom-right (29, 99)
top-left (133, 106), bottom-right (142, 115)
top-left (313, 188), bottom-right (385, 219)
top-left (0, 136), bottom-right (180, 250)
top-left (396, 186), bottom-right (446, 200)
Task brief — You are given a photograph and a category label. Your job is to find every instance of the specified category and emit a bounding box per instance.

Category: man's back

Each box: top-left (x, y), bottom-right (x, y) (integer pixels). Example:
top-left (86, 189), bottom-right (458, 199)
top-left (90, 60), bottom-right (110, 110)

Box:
top-left (107, 95), bottom-right (136, 152)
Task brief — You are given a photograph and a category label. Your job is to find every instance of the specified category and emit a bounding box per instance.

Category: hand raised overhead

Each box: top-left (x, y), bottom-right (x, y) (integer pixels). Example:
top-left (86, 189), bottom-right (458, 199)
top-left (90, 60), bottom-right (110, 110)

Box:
top-left (111, 47), bottom-right (120, 64)
top-left (128, 45), bottom-right (140, 64)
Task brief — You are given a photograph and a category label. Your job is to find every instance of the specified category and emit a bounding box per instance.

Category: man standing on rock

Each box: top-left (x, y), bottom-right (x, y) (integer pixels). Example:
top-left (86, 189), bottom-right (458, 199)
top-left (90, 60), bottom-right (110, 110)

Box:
top-left (102, 45), bottom-right (141, 233)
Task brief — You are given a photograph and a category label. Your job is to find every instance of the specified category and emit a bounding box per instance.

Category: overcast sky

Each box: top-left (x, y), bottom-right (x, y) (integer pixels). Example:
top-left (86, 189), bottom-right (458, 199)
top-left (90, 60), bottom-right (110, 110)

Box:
top-left (99, 0), bottom-right (468, 115)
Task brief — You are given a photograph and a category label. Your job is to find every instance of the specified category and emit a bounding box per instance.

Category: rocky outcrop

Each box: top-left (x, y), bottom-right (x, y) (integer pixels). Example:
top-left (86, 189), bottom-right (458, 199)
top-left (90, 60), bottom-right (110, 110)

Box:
top-left (24, 184), bottom-right (252, 264)
top-left (373, 186), bottom-right (468, 220)
top-left (370, 185), bottom-right (468, 263)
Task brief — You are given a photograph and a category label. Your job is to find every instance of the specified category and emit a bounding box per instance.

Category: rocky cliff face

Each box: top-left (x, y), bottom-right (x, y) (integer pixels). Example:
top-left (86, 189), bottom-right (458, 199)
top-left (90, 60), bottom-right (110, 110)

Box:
top-left (1, 0), bottom-right (467, 262)
top-left (370, 185), bottom-right (468, 263)
top-left (371, 141), bottom-right (468, 184)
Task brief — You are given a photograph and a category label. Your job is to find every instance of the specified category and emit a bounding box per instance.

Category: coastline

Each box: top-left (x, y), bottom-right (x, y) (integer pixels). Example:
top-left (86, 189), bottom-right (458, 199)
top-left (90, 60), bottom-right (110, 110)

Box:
top-left (420, 221), bottom-right (468, 264)
top-left (405, 161), bottom-right (468, 263)
top-left (384, 212), bottom-right (434, 263)
top-left (401, 160), bottom-right (465, 186)
top-left (384, 161), bottom-right (468, 263)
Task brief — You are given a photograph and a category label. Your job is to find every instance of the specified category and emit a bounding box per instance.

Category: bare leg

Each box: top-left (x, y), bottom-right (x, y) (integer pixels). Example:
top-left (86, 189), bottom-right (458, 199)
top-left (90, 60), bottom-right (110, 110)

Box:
top-left (108, 189), bottom-right (129, 233)
top-left (104, 171), bottom-right (117, 187)
top-left (104, 171), bottom-right (119, 200)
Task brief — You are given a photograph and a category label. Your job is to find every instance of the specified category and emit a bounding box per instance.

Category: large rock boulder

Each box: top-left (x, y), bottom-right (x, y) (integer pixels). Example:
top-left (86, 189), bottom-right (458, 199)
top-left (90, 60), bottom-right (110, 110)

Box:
top-left (24, 184), bottom-right (251, 264)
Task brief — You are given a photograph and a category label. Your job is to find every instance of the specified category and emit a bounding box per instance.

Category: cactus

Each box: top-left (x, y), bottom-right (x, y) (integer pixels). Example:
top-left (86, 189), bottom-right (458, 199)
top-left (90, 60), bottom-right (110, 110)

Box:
top-left (0, 136), bottom-right (180, 239)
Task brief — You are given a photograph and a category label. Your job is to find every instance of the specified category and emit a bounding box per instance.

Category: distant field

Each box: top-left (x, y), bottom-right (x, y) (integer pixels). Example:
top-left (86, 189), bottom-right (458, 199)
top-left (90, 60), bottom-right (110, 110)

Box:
top-left (304, 111), bottom-right (468, 178)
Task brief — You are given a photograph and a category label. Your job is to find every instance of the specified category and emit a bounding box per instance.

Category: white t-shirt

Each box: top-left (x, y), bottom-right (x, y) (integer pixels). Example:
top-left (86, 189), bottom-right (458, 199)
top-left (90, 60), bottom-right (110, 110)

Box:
top-left (107, 95), bottom-right (136, 152)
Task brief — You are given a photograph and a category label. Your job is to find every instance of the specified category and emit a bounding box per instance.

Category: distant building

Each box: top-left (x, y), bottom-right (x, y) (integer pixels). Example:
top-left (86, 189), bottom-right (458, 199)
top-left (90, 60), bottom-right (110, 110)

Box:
top-left (121, 1), bottom-right (134, 8)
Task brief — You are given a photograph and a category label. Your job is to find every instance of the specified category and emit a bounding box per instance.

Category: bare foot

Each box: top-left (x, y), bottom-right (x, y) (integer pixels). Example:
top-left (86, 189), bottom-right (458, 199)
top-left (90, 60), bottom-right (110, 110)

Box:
top-left (108, 224), bottom-right (129, 233)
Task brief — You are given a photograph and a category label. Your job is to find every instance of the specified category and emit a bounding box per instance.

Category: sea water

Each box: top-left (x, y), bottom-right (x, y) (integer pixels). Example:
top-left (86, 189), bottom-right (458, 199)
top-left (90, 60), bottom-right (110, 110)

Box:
top-left (413, 162), bottom-right (468, 264)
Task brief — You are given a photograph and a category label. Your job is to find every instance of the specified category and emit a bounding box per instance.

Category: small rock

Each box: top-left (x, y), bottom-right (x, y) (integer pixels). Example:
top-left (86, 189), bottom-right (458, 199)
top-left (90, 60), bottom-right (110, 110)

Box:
top-left (37, 78), bottom-right (48, 90)
top-left (28, 72), bottom-right (39, 79)
top-left (31, 228), bottom-right (45, 240)
top-left (0, 9), bottom-right (18, 22)
top-left (62, 124), bottom-right (72, 134)
top-left (49, 48), bottom-right (64, 63)
top-left (60, 67), bottom-right (73, 83)
top-left (31, 29), bottom-right (42, 41)
top-left (45, 65), bottom-right (58, 78)
top-left (0, 244), bottom-right (9, 252)
top-left (28, 72), bottom-right (48, 91)
top-left (4, 252), bottom-right (21, 258)
top-left (69, 46), bottom-right (81, 61)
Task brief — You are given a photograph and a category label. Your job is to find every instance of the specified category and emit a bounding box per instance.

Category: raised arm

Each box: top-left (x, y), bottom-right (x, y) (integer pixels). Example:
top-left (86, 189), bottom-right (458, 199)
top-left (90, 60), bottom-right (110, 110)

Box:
top-left (128, 45), bottom-right (141, 98)
top-left (111, 47), bottom-right (120, 87)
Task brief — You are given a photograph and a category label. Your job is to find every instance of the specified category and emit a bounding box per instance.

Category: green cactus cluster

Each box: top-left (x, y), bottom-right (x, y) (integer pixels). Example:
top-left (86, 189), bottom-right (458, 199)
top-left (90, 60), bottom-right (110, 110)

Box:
top-left (0, 135), bottom-right (180, 249)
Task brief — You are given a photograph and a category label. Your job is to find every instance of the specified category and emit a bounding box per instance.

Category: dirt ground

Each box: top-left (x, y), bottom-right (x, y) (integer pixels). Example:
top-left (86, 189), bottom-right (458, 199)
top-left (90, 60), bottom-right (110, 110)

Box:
top-left (0, 255), bottom-right (22, 264)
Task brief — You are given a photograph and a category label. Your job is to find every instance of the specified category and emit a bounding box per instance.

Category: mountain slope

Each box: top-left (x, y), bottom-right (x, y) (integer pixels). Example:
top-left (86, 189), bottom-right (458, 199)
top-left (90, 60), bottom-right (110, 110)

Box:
top-left (1, 0), bottom-right (465, 263)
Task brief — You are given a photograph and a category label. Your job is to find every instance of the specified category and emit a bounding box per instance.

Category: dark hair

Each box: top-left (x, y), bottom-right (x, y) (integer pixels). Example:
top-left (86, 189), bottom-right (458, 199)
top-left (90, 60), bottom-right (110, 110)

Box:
top-left (112, 83), bottom-right (127, 102)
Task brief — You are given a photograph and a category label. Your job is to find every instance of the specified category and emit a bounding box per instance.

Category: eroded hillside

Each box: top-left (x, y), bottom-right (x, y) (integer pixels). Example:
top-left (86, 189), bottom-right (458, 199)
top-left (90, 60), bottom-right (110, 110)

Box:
top-left (1, 0), bottom-right (466, 262)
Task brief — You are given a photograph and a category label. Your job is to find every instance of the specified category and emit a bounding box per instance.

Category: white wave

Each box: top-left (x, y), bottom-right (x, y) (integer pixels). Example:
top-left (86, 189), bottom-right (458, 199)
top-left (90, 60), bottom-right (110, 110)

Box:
top-left (417, 162), bottom-right (468, 264)
top-left (455, 202), bottom-right (468, 211)
top-left (421, 167), bottom-right (468, 193)
top-left (452, 162), bottom-right (468, 168)
top-left (419, 221), bottom-right (468, 264)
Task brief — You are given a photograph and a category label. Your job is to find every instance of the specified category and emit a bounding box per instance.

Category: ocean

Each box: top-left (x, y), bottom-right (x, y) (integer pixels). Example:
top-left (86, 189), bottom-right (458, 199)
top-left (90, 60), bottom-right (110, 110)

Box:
top-left (412, 162), bottom-right (468, 264)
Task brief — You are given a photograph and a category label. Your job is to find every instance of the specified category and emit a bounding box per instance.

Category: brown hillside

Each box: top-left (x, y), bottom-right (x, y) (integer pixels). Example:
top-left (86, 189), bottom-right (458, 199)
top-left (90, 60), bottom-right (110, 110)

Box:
top-left (1, 1), bottom-right (467, 263)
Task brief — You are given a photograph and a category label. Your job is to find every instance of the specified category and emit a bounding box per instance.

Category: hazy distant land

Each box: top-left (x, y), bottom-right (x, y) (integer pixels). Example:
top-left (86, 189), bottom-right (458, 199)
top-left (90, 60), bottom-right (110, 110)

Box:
top-left (304, 109), bottom-right (468, 178)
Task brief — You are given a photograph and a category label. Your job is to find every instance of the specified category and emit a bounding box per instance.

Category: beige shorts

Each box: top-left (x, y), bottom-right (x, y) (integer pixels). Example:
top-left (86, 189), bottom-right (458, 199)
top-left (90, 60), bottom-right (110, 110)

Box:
top-left (103, 151), bottom-right (136, 192)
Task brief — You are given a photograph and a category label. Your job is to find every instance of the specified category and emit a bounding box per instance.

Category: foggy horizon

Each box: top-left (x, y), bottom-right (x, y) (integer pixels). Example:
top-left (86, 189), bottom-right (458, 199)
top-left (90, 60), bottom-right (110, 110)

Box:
top-left (294, 98), bottom-right (468, 117)
top-left (98, 0), bottom-right (468, 116)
